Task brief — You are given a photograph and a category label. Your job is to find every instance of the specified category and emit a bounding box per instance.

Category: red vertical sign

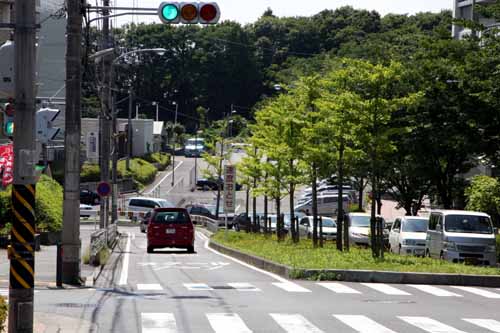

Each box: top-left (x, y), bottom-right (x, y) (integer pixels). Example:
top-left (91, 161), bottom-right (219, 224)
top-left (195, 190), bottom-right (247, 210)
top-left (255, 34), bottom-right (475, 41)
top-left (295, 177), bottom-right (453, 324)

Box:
top-left (0, 143), bottom-right (14, 187)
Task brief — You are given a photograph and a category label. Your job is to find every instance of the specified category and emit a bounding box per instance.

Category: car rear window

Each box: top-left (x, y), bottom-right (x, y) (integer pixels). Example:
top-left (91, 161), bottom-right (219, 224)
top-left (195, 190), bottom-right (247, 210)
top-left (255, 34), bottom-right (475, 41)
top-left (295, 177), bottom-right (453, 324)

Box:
top-left (153, 211), bottom-right (190, 224)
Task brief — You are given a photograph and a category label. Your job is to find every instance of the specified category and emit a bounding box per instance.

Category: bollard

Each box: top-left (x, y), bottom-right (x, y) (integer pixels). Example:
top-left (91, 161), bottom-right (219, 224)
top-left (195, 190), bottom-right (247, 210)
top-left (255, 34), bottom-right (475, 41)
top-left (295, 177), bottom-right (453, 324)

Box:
top-left (56, 242), bottom-right (63, 287)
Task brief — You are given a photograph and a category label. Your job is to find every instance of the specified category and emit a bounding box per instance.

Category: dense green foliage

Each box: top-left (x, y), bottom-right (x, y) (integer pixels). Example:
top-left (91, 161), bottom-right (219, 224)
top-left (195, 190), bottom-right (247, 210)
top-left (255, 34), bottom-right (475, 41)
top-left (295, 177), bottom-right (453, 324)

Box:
top-left (143, 152), bottom-right (171, 171)
top-left (465, 176), bottom-right (500, 226)
top-left (0, 295), bottom-right (6, 333)
top-left (80, 163), bottom-right (101, 183)
top-left (117, 158), bottom-right (157, 186)
top-left (213, 231), bottom-right (500, 275)
top-left (0, 175), bottom-right (63, 233)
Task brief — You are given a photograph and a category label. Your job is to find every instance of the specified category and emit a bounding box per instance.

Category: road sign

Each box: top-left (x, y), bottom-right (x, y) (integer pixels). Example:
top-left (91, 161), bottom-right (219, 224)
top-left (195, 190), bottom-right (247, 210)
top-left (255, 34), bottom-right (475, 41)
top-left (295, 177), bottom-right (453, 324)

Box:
top-left (223, 164), bottom-right (236, 214)
top-left (96, 181), bottom-right (111, 197)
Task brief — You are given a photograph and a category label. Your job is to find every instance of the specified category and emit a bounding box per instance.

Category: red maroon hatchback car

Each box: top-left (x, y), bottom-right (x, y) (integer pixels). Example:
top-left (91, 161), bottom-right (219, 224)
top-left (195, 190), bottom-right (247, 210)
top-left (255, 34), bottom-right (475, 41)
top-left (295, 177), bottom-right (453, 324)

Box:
top-left (147, 208), bottom-right (195, 253)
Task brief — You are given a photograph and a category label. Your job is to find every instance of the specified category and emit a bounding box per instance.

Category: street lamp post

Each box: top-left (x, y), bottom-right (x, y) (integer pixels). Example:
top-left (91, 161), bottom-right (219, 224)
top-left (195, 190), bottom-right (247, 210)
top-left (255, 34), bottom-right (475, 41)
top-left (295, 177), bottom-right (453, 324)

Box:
top-left (171, 101), bottom-right (179, 187)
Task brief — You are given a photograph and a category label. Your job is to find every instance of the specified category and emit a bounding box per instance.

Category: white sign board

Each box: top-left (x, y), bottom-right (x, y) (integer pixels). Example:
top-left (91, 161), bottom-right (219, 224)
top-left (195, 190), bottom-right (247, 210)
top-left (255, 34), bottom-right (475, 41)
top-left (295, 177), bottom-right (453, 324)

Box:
top-left (223, 164), bottom-right (236, 214)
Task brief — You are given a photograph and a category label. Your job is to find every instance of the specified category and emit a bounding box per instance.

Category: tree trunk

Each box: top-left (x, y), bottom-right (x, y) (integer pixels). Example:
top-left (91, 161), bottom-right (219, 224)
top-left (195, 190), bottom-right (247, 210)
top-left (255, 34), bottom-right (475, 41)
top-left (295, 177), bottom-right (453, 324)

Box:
top-left (245, 187), bottom-right (250, 232)
top-left (264, 194), bottom-right (268, 236)
top-left (312, 164), bottom-right (319, 248)
top-left (276, 196), bottom-right (281, 242)
top-left (336, 140), bottom-right (344, 251)
top-left (358, 177), bottom-right (364, 212)
top-left (370, 172), bottom-right (378, 258)
top-left (319, 216), bottom-right (323, 247)
top-left (252, 178), bottom-right (257, 233)
top-left (289, 159), bottom-right (296, 243)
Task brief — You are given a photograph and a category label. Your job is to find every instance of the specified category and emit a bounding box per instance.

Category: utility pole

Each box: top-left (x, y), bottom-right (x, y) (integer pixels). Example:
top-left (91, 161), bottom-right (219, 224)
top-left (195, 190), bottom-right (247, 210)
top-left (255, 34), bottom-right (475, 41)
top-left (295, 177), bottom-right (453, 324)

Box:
top-left (99, 0), bottom-right (112, 229)
top-left (171, 102), bottom-right (178, 187)
top-left (9, 0), bottom-right (37, 329)
top-left (61, 0), bottom-right (83, 285)
top-left (135, 103), bottom-right (139, 119)
top-left (153, 101), bottom-right (159, 121)
top-left (126, 88), bottom-right (133, 170)
top-left (111, 93), bottom-right (118, 223)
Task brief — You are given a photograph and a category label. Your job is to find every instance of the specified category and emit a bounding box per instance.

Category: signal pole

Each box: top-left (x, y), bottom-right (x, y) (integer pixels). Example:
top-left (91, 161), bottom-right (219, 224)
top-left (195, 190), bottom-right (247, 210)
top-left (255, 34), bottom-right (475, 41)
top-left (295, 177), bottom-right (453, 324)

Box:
top-left (61, 0), bottom-right (83, 284)
top-left (99, 0), bottom-right (112, 229)
top-left (9, 0), bottom-right (37, 329)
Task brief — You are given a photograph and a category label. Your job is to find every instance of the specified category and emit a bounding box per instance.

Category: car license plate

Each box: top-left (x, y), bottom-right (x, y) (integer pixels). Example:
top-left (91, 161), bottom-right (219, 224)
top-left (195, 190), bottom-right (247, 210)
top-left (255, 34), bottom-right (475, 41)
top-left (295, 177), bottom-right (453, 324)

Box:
top-left (166, 228), bottom-right (176, 234)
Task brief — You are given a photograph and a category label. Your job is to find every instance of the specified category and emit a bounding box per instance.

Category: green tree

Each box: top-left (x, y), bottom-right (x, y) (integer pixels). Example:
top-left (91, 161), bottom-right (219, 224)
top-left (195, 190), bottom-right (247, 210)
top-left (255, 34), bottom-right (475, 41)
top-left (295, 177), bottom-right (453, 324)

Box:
top-left (465, 176), bottom-right (500, 227)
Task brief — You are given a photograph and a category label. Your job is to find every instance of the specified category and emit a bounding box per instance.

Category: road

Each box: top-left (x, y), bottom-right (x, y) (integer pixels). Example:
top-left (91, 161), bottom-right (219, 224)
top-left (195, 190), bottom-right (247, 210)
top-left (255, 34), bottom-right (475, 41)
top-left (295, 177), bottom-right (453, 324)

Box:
top-left (15, 225), bottom-right (500, 332)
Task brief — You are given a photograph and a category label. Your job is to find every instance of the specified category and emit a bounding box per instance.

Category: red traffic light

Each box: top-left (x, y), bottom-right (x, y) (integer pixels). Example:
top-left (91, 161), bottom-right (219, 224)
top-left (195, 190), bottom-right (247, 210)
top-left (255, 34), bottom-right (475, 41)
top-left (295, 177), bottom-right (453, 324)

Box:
top-left (199, 3), bottom-right (217, 22)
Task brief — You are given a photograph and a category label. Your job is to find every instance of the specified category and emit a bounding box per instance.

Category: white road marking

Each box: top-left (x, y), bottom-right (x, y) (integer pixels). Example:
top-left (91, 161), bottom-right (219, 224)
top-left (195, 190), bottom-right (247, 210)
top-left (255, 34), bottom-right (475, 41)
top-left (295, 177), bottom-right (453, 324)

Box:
top-left (361, 283), bottom-right (411, 295)
top-left (137, 284), bottom-right (163, 291)
top-left (451, 286), bottom-right (500, 299)
top-left (399, 316), bottom-right (466, 333)
top-left (132, 233), bottom-right (136, 240)
top-left (270, 313), bottom-right (324, 333)
top-left (184, 283), bottom-right (214, 291)
top-left (144, 161), bottom-right (184, 195)
top-left (334, 315), bottom-right (396, 333)
top-left (407, 285), bottom-right (462, 297)
top-left (198, 231), bottom-right (290, 283)
top-left (118, 232), bottom-right (131, 286)
top-left (141, 313), bottom-right (177, 333)
top-left (228, 283), bottom-right (261, 292)
top-left (206, 313), bottom-right (252, 333)
top-left (273, 282), bottom-right (311, 293)
top-left (318, 282), bottom-right (361, 294)
top-left (463, 319), bottom-right (500, 332)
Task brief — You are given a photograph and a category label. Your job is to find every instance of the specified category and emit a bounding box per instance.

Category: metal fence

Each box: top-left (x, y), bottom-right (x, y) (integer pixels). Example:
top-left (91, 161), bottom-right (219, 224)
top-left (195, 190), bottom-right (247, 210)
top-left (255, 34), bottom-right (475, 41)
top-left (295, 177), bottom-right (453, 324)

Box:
top-left (89, 223), bottom-right (119, 265)
top-left (191, 215), bottom-right (219, 233)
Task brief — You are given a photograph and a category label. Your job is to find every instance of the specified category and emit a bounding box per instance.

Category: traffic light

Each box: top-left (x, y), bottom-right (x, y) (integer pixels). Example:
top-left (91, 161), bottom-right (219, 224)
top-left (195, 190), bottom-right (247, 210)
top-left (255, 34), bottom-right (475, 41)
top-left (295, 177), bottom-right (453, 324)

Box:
top-left (158, 2), bottom-right (220, 24)
top-left (36, 107), bottom-right (61, 144)
top-left (1, 101), bottom-right (14, 138)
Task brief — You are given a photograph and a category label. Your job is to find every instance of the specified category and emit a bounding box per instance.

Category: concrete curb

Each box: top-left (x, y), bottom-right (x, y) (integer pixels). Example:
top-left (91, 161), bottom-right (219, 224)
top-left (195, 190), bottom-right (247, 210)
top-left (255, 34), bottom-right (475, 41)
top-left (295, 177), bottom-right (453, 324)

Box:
top-left (208, 239), bottom-right (500, 287)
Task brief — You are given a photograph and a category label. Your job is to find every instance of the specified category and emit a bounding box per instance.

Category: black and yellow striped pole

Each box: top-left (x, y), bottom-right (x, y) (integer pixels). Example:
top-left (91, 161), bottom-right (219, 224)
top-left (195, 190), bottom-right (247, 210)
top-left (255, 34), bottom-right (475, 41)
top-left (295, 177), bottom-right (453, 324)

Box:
top-left (9, 0), bottom-right (37, 329)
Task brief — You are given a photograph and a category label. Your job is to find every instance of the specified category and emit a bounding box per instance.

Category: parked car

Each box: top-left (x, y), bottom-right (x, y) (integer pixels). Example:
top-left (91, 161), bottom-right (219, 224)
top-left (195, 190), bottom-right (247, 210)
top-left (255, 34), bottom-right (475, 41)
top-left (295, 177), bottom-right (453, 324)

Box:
top-left (184, 138), bottom-right (205, 157)
top-left (147, 208), bottom-right (194, 253)
top-left (294, 194), bottom-right (350, 217)
top-left (185, 204), bottom-right (217, 221)
top-left (127, 197), bottom-right (175, 212)
top-left (79, 204), bottom-right (97, 218)
top-left (426, 210), bottom-right (497, 266)
top-left (389, 216), bottom-right (429, 256)
top-left (80, 189), bottom-right (100, 205)
top-left (205, 204), bottom-right (236, 227)
top-left (298, 216), bottom-right (337, 240)
top-left (346, 213), bottom-right (386, 246)
top-left (140, 211), bottom-right (152, 233)
top-left (196, 178), bottom-right (221, 191)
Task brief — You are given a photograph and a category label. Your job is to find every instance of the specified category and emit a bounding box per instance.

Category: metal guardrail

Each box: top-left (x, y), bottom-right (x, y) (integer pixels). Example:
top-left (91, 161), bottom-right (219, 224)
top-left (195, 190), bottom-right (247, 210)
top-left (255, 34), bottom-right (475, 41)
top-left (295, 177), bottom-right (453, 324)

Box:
top-left (191, 215), bottom-right (219, 233)
top-left (107, 223), bottom-right (118, 246)
top-left (89, 229), bottom-right (106, 265)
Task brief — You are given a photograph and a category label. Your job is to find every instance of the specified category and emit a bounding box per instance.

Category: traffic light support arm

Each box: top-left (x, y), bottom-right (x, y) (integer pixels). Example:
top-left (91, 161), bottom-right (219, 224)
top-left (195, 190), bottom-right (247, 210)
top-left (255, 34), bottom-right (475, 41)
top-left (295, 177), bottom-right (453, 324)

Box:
top-left (87, 12), bottom-right (158, 25)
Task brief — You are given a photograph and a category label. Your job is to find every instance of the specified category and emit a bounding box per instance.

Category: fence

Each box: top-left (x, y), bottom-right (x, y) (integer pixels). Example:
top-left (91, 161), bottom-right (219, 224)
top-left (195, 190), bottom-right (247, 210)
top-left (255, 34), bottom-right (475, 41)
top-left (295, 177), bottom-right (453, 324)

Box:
top-left (191, 214), bottom-right (219, 233)
top-left (89, 223), bottom-right (120, 265)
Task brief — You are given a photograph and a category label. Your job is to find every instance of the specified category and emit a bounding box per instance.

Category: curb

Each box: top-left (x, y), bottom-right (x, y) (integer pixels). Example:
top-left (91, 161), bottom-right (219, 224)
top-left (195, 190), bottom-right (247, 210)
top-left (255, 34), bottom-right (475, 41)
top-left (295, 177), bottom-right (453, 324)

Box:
top-left (208, 239), bottom-right (500, 287)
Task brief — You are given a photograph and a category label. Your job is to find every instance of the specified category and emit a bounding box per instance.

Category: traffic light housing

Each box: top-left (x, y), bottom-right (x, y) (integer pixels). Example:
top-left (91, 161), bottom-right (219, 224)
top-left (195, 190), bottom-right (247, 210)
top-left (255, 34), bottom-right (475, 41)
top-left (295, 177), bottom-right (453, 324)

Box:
top-left (36, 107), bottom-right (61, 144)
top-left (158, 2), bottom-right (220, 24)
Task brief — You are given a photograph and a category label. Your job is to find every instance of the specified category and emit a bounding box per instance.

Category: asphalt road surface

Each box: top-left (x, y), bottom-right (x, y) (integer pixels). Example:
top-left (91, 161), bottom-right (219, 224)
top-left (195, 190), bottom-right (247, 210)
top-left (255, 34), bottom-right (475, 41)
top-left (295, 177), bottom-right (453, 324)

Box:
top-left (19, 225), bottom-right (500, 332)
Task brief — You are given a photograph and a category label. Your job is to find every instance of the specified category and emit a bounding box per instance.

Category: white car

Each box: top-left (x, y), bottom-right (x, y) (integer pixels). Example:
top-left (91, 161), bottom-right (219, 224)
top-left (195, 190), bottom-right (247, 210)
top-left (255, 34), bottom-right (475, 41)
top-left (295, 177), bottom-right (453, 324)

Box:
top-left (127, 197), bottom-right (175, 222)
top-left (346, 213), bottom-right (385, 246)
top-left (298, 216), bottom-right (337, 240)
top-left (389, 216), bottom-right (429, 256)
top-left (79, 204), bottom-right (97, 218)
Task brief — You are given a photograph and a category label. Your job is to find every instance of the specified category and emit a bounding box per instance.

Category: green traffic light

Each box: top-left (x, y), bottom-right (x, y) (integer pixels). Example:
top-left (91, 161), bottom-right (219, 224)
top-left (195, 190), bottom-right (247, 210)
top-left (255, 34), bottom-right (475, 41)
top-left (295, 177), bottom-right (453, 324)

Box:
top-left (162, 4), bottom-right (179, 21)
top-left (5, 121), bottom-right (13, 136)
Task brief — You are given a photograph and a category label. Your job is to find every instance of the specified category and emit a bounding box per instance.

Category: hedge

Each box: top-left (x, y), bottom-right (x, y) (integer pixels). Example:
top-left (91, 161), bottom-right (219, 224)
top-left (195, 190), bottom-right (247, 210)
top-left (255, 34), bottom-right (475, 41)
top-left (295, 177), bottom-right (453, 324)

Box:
top-left (143, 153), bottom-right (170, 171)
top-left (117, 158), bottom-right (157, 186)
top-left (0, 174), bottom-right (63, 233)
top-left (0, 295), bottom-right (6, 333)
top-left (80, 163), bottom-right (101, 183)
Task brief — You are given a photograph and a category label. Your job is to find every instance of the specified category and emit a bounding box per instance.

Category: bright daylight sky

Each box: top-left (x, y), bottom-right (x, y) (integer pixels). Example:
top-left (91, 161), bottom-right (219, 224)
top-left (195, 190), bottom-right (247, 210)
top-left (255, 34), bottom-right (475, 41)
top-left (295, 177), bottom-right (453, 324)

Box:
top-left (112, 0), bottom-right (453, 26)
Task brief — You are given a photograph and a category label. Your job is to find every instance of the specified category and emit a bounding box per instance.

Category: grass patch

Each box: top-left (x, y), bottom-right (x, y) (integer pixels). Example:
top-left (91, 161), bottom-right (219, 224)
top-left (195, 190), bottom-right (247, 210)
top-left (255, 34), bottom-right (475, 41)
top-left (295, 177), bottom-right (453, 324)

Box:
top-left (98, 247), bottom-right (110, 266)
top-left (213, 232), bottom-right (500, 276)
top-left (82, 246), bottom-right (90, 265)
top-left (0, 295), bottom-right (6, 333)
top-left (143, 153), bottom-right (171, 171)
top-left (117, 158), bottom-right (157, 186)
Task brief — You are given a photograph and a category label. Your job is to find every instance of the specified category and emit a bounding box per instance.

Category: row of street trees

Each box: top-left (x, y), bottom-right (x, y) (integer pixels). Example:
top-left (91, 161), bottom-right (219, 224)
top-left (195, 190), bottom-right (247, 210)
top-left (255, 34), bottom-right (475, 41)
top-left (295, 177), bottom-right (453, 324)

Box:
top-left (238, 27), bottom-right (500, 257)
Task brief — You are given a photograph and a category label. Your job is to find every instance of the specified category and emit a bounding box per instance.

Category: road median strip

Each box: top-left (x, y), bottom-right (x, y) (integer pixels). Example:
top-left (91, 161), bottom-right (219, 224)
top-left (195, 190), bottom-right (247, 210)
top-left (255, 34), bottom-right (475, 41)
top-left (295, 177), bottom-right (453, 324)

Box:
top-left (208, 232), bottom-right (500, 288)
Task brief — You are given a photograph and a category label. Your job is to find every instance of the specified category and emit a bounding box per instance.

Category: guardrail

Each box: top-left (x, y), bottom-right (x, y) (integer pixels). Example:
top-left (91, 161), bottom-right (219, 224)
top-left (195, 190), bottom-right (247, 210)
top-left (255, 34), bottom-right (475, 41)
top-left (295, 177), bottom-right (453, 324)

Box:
top-left (89, 229), bottom-right (106, 265)
top-left (191, 215), bottom-right (219, 233)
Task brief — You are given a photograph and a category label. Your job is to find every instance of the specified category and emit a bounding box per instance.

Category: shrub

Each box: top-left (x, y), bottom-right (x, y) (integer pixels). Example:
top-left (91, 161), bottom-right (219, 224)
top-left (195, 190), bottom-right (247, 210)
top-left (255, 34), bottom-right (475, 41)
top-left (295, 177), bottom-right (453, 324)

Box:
top-left (497, 235), bottom-right (500, 262)
top-left (144, 153), bottom-right (170, 171)
top-left (0, 295), bottom-right (7, 333)
top-left (0, 175), bottom-right (63, 233)
top-left (80, 163), bottom-right (101, 183)
top-left (117, 158), bottom-right (157, 186)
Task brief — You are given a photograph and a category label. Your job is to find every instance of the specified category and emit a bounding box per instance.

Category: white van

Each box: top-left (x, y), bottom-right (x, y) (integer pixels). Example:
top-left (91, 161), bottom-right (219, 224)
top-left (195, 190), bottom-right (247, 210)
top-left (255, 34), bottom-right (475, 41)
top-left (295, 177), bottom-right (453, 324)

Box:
top-left (389, 216), bottom-right (429, 256)
top-left (294, 194), bottom-right (350, 217)
top-left (426, 210), bottom-right (497, 266)
top-left (127, 197), bottom-right (175, 213)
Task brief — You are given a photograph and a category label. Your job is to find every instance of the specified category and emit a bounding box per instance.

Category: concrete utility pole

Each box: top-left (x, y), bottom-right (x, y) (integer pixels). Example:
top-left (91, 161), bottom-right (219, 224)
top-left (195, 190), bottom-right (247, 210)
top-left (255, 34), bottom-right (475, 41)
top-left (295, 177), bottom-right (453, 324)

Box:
top-left (171, 102), bottom-right (178, 187)
top-left (61, 0), bottom-right (83, 285)
top-left (99, 0), bottom-right (112, 229)
top-left (9, 0), bottom-right (37, 329)
top-left (126, 88), bottom-right (133, 170)
top-left (111, 93), bottom-right (118, 223)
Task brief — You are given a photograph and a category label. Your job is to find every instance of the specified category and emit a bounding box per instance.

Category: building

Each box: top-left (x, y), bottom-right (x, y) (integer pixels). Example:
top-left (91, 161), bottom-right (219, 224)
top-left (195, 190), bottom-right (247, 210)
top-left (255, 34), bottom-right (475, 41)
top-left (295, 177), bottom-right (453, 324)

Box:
top-left (153, 121), bottom-right (167, 153)
top-left (453, 0), bottom-right (498, 39)
top-left (81, 118), bottom-right (156, 164)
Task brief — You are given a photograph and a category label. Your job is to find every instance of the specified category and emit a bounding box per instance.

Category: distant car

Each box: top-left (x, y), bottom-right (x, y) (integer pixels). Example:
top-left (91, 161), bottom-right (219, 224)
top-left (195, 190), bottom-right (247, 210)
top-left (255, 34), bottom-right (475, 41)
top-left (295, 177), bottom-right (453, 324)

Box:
top-left (185, 204), bottom-right (217, 221)
top-left (80, 189), bottom-right (100, 205)
top-left (147, 208), bottom-right (195, 253)
top-left (346, 213), bottom-right (385, 247)
top-left (196, 178), bottom-right (242, 191)
top-left (127, 197), bottom-right (175, 222)
top-left (298, 216), bottom-right (337, 240)
top-left (140, 211), bottom-right (152, 233)
top-left (79, 204), bottom-right (96, 218)
top-left (184, 138), bottom-right (206, 157)
top-left (389, 216), bottom-right (429, 256)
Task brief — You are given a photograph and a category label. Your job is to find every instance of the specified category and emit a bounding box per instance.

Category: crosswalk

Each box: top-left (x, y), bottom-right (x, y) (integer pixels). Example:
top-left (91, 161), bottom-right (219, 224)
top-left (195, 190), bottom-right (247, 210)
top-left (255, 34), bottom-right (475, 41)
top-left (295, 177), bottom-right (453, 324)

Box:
top-left (139, 313), bottom-right (500, 332)
top-left (131, 282), bottom-right (500, 300)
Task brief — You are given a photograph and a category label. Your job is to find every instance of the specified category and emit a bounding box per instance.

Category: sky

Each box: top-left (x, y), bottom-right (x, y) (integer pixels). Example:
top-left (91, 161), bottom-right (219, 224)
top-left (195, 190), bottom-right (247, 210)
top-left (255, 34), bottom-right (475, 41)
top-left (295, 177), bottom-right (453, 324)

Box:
top-left (112, 0), bottom-right (453, 27)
